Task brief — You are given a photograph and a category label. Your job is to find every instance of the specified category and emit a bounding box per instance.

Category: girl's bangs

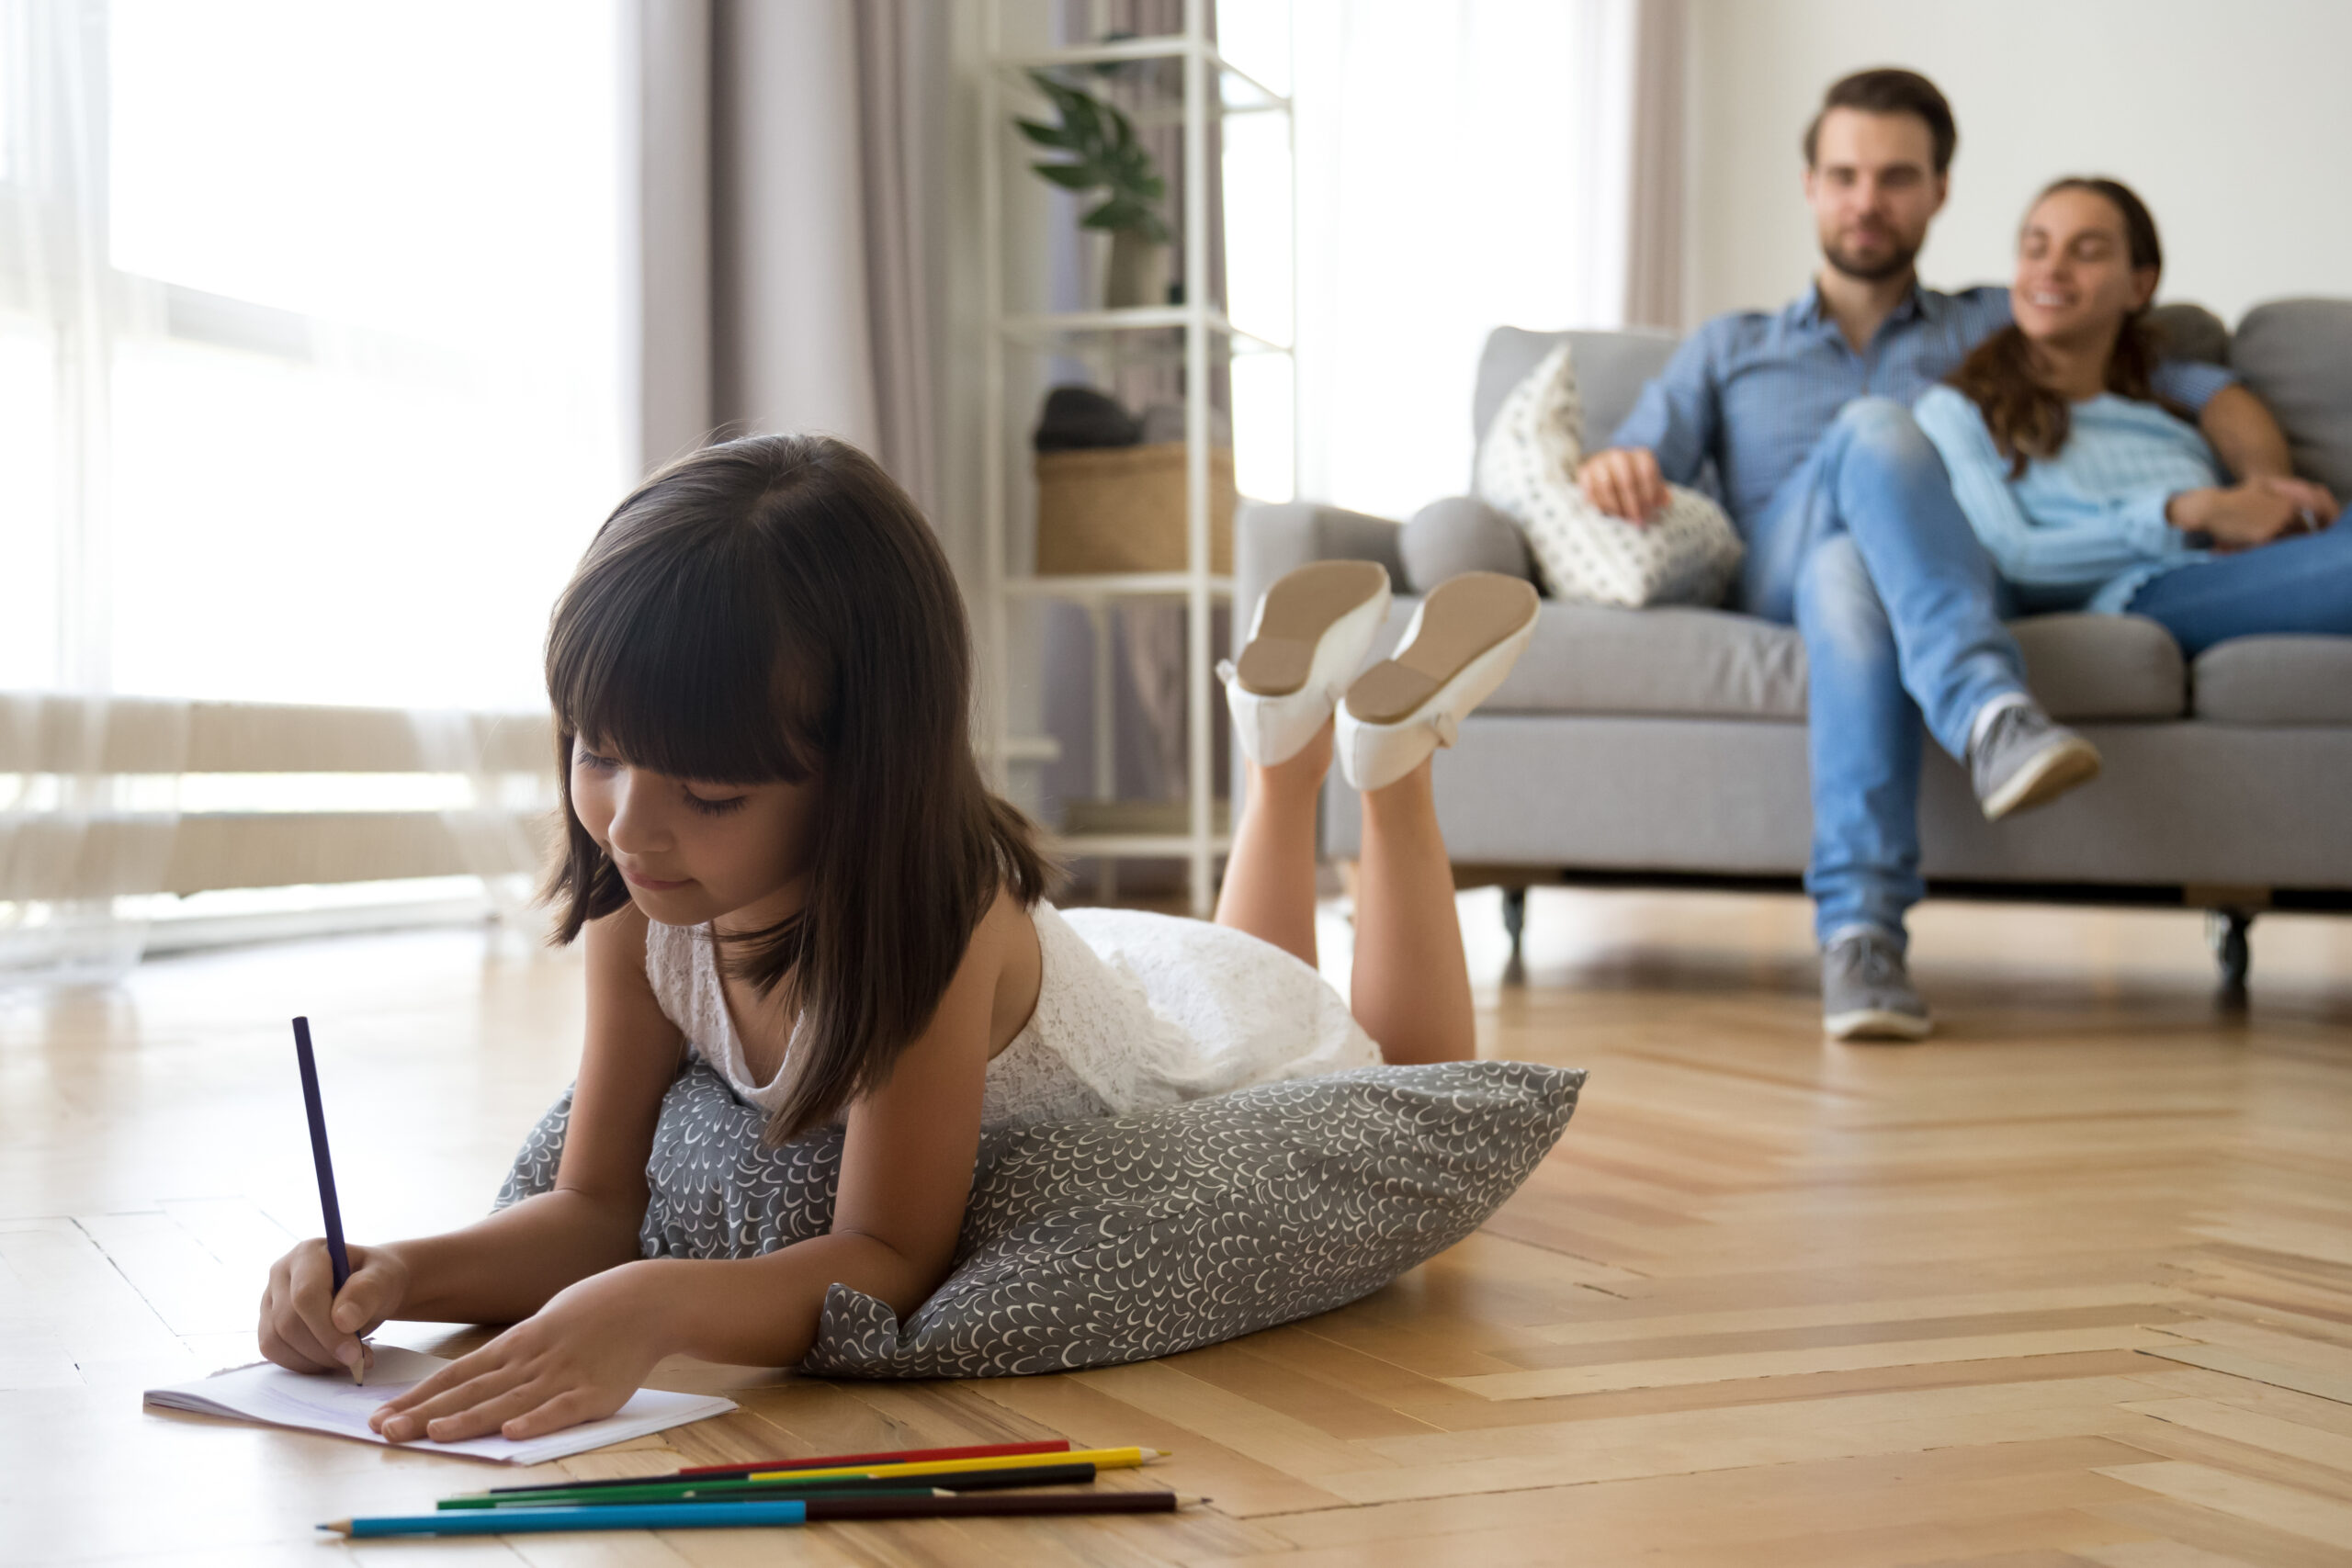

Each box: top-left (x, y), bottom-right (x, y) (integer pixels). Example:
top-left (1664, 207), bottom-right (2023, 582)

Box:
top-left (548, 543), bottom-right (822, 785)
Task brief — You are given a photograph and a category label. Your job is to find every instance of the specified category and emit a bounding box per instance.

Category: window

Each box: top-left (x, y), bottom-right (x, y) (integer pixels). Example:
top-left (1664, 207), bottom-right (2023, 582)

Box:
top-left (3, 0), bottom-right (629, 710)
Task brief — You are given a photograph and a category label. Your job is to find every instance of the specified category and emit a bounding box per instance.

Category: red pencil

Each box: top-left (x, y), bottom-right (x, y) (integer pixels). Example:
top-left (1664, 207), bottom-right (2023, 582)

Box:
top-left (489, 1439), bottom-right (1078, 1497)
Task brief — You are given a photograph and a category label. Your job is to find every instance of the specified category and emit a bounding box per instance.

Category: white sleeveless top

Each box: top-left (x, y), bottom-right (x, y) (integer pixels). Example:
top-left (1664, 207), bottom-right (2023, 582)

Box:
top-left (643, 902), bottom-right (1381, 1131)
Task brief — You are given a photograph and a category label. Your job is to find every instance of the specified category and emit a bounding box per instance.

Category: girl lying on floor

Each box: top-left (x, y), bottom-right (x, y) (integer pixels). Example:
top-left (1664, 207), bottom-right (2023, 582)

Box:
top-left (255, 434), bottom-right (1538, 1440)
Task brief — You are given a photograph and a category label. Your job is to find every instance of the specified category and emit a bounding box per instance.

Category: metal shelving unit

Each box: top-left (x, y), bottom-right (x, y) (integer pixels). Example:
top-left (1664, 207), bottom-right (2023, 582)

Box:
top-left (978, 0), bottom-right (1295, 916)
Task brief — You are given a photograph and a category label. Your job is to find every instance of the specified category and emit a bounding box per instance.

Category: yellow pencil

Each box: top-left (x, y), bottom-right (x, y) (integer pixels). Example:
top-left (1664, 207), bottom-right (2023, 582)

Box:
top-left (745, 1446), bottom-right (1166, 1484)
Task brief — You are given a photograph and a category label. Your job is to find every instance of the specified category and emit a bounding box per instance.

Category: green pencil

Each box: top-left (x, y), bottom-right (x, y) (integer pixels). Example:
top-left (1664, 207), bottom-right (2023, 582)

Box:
top-left (439, 1464), bottom-right (1097, 1511)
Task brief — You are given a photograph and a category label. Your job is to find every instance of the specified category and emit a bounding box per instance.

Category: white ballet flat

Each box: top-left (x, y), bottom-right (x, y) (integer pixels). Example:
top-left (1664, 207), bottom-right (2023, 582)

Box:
top-left (1336, 571), bottom-right (1540, 792)
top-left (1217, 560), bottom-right (1394, 768)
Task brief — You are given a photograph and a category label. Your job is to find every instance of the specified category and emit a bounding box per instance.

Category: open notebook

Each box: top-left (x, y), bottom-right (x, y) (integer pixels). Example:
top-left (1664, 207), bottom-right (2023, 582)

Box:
top-left (143, 1345), bottom-right (737, 1465)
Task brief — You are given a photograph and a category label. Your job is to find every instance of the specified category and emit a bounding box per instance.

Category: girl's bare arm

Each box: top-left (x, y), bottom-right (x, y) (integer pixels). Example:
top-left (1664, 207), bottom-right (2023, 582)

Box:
top-left (366, 897), bottom-right (1009, 1442)
top-left (257, 904), bottom-right (680, 1372)
top-left (644, 898), bottom-right (1002, 1368)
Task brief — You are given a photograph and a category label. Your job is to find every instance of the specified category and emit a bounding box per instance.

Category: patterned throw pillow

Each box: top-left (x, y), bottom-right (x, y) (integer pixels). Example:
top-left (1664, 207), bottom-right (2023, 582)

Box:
top-left (497, 1058), bottom-right (1583, 1378)
top-left (1476, 341), bottom-right (1742, 607)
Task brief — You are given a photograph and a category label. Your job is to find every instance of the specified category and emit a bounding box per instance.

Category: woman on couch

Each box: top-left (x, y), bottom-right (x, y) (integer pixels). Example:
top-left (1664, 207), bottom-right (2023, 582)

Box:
top-left (1914, 176), bottom-right (2348, 655)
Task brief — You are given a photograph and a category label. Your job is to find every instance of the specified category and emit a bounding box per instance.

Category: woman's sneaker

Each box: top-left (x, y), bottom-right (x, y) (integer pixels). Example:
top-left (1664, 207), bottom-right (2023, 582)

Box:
top-left (1970, 701), bottom-right (2101, 820)
top-left (1219, 560), bottom-right (1393, 768)
top-left (1823, 929), bottom-right (1932, 1042)
top-left (1336, 571), bottom-right (1540, 792)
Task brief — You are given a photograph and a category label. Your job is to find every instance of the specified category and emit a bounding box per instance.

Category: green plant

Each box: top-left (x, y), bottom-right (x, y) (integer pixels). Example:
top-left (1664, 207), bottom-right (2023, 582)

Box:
top-left (1015, 70), bottom-right (1170, 244)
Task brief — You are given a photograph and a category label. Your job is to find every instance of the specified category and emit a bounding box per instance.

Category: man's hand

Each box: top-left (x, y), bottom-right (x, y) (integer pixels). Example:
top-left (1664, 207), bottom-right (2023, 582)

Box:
top-left (2170, 476), bottom-right (2340, 552)
top-left (1575, 447), bottom-right (1669, 525)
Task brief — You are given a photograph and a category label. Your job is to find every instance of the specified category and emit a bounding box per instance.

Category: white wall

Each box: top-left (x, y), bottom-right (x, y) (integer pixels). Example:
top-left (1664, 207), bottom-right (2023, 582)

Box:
top-left (1687, 0), bottom-right (2352, 329)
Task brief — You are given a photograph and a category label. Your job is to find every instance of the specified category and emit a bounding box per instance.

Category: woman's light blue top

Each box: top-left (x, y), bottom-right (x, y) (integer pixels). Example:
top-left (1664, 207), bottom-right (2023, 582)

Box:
top-left (1914, 382), bottom-right (2217, 614)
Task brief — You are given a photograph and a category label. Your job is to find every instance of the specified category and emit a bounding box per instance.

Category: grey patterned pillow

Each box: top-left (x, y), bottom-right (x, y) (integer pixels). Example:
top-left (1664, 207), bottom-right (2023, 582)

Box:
top-left (496, 1058), bottom-right (1582, 1378)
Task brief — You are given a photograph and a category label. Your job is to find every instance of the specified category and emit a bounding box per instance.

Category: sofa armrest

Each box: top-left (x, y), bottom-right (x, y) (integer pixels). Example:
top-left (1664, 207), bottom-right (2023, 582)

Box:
top-left (1234, 501), bottom-right (1406, 656)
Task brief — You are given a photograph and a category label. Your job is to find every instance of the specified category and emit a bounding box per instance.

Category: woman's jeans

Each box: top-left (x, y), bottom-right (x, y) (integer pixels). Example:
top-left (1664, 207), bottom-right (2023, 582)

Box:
top-left (2125, 520), bottom-right (2352, 655)
top-left (1741, 399), bottom-right (2030, 949)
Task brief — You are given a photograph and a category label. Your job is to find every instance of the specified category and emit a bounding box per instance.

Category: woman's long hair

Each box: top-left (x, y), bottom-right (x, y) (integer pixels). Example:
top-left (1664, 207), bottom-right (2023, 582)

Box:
top-left (540, 434), bottom-right (1054, 1142)
top-left (1947, 175), bottom-right (2184, 478)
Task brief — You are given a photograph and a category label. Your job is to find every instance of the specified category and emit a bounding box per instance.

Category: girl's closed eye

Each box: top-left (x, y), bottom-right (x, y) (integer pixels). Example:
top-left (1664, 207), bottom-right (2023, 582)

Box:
top-left (682, 784), bottom-right (748, 818)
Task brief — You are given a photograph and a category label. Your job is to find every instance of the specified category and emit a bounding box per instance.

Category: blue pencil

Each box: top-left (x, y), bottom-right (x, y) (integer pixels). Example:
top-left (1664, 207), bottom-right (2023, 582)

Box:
top-left (323, 1493), bottom-right (1202, 1535)
top-left (323, 1501), bottom-right (813, 1536)
top-left (290, 1016), bottom-right (359, 1382)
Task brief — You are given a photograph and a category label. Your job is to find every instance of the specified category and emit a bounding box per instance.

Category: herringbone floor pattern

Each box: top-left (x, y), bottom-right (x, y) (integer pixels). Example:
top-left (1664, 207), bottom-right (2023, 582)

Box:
top-left (5, 890), bottom-right (2348, 1565)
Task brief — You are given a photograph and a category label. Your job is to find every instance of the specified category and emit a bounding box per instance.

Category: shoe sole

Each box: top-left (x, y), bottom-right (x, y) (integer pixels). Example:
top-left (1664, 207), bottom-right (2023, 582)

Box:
top-left (1980, 734), bottom-right (2102, 821)
top-left (1824, 1007), bottom-right (1934, 1042)
top-left (1233, 560), bottom-right (1393, 696)
top-left (1343, 574), bottom-right (1540, 722)
top-left (1336, 574), bottom-right (1541, 791)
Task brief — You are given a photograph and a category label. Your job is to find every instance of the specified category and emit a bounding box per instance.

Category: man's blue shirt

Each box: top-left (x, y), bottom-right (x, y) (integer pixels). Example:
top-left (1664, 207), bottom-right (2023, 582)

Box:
top-left (1609, 282), bottom-right (2236, 533)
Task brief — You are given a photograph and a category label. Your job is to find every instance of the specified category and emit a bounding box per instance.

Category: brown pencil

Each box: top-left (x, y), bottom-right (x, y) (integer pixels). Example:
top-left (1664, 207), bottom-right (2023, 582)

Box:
top-left (801, 1492), bottom-right (1206, 1521)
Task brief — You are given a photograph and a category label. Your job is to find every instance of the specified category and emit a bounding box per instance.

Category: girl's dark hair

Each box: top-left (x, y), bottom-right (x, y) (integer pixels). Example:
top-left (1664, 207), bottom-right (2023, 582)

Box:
top-left (1948, 175), bottom-right (2183, 478)
top-left (541, 434), bottom-right (1053, 1142)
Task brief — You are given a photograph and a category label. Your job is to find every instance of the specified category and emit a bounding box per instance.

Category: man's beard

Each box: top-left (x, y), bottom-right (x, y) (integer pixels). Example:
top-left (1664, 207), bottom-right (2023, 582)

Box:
top-left (1822, 231), bottom-right (1919, 283)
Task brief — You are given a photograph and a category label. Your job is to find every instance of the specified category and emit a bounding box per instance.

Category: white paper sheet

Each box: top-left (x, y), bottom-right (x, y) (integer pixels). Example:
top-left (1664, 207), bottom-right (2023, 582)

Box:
top-left (142, 1345), bottom-right (737, 1464)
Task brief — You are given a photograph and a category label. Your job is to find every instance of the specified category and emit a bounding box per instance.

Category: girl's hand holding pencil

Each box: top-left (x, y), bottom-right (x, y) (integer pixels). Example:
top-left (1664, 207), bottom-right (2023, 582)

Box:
top-left (368, 1260), bottom-right (668, 1443)
top-left (257, 1236), bottom-right (406, 1382)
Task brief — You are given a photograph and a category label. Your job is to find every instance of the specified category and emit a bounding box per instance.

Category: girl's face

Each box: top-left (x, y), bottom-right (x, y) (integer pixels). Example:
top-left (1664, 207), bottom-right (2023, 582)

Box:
top-left (2011, 186), bottom-right (2157, 355)
top-left (569, 736), bottom-right (821, 931)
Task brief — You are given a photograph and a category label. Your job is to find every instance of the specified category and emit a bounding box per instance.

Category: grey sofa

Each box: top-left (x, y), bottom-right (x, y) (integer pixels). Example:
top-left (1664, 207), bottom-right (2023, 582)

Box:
top-left (1236, 299), bottom-right (2352, 984)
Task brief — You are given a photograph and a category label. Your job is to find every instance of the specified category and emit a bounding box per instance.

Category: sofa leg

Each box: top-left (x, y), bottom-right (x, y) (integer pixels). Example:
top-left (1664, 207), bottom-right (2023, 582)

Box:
top-left (1501, 886), bottom-right (1528, 963)
top-left (2206, 908), bottom-right (2255, 992)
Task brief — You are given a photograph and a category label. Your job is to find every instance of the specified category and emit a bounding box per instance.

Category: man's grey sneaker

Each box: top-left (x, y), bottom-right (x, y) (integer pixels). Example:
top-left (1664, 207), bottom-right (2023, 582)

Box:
top-left (1822, 930), bottom-right (1932, 1042)
top-left (1969, 702), bottom-right (2102, 821)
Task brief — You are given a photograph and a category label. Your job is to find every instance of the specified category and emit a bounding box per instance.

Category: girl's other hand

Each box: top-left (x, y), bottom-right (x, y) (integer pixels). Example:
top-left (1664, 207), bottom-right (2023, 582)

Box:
top-left (257, 1239), bottom-right (408, 1377)
top-left (368, 1262), bottom-right (668, 1444)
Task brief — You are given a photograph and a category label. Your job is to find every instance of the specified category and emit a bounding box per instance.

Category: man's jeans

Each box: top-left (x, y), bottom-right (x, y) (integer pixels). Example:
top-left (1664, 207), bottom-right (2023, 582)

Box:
top-left (1740, 398), bottom-right (2028, 947)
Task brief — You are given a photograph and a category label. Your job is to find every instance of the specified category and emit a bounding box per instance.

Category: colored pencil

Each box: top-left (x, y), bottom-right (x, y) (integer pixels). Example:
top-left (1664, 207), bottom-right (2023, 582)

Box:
top-left (743, 1445), bottom-right (1160, 1484)
top-left (457, 1445), bottom-right (1160, 1501)
top-left (328, 1501), bottom-right (818, 1536)
top-left (671, 1438), bottom-right (1069, 1480)
top-left (803, 1491), bottom-right (1198, 1521)
top-left (442, 1463), bottom-right (1101, 1510)
top-left (326, 1494), bottom-right (1207, 1537)
top-left (290, 1016), bottom-right (362, 1385)
top-left (486, 1437), bottom-right (1073, 1495)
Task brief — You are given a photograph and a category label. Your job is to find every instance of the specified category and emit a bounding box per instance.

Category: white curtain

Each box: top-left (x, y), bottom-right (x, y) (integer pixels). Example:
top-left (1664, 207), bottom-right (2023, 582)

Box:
top-left (1, 0), bottom-right (626, 982)
top-left (637, 0), bottom-right (946, 515)
top-left (1290, 0), bottom-right (1680, 522)
top-left (1, 2), bottom-right (186, 980)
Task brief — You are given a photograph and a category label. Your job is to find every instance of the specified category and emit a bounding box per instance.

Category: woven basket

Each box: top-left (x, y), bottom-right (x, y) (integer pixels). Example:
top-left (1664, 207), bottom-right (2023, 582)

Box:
top-left (1035, 443), bottom-right (1235, 576)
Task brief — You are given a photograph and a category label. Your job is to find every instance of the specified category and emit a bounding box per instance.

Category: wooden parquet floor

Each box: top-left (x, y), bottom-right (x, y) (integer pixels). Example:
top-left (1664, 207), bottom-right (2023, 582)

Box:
top-left (4, 889), bottom-right (2350, 1566)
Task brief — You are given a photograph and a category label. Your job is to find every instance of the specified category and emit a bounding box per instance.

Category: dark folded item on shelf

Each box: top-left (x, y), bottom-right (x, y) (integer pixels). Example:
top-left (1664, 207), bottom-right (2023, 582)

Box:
top-left (1034, 385), bottom-right (1141, 451)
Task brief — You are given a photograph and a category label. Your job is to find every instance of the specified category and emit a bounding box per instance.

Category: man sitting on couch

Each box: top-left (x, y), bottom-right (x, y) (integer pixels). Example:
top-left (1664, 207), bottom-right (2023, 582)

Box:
top-left (1577, 68), bottom-right (2300, 1042)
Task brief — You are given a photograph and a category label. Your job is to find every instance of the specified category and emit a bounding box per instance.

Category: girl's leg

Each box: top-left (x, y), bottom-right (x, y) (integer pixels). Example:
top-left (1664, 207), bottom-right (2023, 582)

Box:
top-left (1214, 720), bottom-right (1332, 967)
top-left (1351, 757), bottom-right (1475, 1064)
top-left (2127, 524), bottom-right (2352, 656)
